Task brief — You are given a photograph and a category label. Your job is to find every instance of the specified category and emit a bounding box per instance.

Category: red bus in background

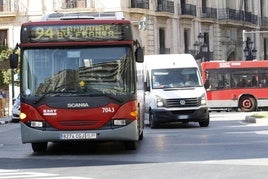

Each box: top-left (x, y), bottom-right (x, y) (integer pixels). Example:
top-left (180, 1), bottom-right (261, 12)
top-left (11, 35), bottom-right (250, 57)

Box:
top-left (9, 12), bottom-right (145, 152)
top-left (201, 60), bottom-right (268, 112)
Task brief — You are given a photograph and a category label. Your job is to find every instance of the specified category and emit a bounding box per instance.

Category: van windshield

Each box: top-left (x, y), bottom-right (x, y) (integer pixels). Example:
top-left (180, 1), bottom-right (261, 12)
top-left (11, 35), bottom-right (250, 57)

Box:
top-left (151, 68), bottom-right (202, 89)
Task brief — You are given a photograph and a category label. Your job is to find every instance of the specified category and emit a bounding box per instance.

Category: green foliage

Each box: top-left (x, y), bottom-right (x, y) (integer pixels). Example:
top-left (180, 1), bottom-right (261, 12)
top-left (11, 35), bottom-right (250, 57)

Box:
top-left (0, 47), bottom-right (20, 88)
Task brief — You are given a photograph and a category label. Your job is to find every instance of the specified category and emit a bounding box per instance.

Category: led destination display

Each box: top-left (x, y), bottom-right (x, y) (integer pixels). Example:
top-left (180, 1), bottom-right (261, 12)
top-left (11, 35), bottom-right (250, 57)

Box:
top-left (22, 24), bottom-right (130, 42)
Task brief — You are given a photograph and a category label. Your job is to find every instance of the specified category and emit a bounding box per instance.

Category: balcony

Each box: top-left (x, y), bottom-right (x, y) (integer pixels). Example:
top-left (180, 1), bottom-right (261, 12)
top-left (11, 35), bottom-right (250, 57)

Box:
top-left (218, 8), bottom-right (258, 25)
top-left (130, 0), bottom-right (149, 9)
top-left (156, 1), bottom-right (174, 13)
top-left (245, 12), bottom-right (258, 25)
top-left (201, 7), bottom-right (217, 19)
top-left (181, 4), bottom-right (196, 16)
top-left (261, 16), bottom-right (268, 26)
top-left (0, 0), bottom-right (18, 17)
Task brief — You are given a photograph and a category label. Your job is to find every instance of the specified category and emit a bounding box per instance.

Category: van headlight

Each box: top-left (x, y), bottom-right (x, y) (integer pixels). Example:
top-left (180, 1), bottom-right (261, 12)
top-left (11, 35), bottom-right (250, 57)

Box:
top-left (157, 100), bottom-right (164, 107)
top-left (201, 94), bottom-right (207, 105)
top-left (156, 97), bottom-right (164, 107)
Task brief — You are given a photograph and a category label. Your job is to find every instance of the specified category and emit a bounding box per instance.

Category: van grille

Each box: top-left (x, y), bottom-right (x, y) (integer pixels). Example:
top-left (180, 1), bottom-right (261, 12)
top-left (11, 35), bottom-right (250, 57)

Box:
top-left (166, 98), bottom-right (199, 107)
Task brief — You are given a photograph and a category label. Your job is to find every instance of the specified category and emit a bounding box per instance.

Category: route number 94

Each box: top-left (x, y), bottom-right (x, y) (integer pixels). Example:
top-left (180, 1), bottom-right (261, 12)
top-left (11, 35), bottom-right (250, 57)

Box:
top-left (102, 107), bottom-right (115, 113)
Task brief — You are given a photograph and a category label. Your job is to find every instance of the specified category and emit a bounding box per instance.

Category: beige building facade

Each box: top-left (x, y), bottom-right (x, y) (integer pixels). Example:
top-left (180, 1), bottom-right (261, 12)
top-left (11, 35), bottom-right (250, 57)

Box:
top-left (1, 0), bottom-right (268, 61)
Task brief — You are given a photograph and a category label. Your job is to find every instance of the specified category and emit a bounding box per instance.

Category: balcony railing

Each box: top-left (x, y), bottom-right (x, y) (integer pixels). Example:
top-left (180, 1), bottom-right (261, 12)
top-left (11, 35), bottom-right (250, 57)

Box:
top-left (181, 4), bottom-right (196, 16)
top-left (245, 12), bottom-right (258, 24)
top-left (261, 17), bottom-right (268, 26)
top-left (157, 1), bottom-right (174, 13)
top-left (218, 8), bottom-right (258, 25)
top-left (201, 7), bottom-right (217, 19)
top-left (130, 0), bottom-right (149, 9)
top-left (0, 0), bottom-right (18, 13)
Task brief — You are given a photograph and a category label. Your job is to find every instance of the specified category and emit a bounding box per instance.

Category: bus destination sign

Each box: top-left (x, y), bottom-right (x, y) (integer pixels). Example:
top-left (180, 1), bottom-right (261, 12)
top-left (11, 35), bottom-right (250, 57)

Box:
top-left (26, 24), bottom-right (127, 42)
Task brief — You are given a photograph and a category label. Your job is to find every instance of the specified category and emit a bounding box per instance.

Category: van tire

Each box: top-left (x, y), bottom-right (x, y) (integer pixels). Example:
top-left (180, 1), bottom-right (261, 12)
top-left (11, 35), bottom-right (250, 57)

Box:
top-left (199, 118), bottom-right (209, 127)
top-left (149, 112), bottom-right (158, 129)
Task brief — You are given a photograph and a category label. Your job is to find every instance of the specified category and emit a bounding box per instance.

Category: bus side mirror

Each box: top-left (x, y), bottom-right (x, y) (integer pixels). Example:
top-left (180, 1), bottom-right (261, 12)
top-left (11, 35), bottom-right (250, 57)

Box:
top-left (136, 47), bottom-right (144, 63)
top-left (9, 54), bottom-right (18, 69)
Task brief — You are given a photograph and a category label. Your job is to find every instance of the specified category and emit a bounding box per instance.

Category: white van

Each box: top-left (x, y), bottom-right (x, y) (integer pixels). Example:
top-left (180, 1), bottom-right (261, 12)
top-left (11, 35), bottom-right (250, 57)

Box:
top-left (144, 54), bottom-right (209, 128)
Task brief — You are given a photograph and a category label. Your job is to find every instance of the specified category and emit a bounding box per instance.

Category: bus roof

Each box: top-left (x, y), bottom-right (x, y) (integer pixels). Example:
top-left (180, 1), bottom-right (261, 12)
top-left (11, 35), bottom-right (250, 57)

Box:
top-left (41, 11), bottom-right (125, 21)
top-left (201, 60), bottom-right (268, 69)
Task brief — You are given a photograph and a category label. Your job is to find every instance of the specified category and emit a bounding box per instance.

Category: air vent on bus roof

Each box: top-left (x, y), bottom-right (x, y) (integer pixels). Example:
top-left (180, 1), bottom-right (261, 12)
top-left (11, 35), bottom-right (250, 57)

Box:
top-left (42, 12), bottom-right (125, 21)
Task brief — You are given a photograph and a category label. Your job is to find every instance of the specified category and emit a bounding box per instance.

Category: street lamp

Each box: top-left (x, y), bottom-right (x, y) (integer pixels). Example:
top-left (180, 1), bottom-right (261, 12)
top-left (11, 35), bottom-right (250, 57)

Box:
top-left (243, 37), bottom-right (257, 60)
top-left (193, 33), bottom-right (209, 61)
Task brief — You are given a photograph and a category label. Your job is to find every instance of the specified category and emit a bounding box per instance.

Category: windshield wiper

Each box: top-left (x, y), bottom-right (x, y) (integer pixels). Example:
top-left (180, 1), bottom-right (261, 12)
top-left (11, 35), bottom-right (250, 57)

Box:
top-left (34, 91), bottom-right (67, 104)
top-left (81, 92), bottom-right (123, 103)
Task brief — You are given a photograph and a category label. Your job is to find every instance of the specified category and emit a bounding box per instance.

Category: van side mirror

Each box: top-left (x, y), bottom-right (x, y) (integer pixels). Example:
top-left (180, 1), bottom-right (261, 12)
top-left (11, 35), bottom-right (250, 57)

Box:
top-left (135, 47), bottom-right (144, 63)
top-left (9, 54), bottom-right (18, 69)
top-left (144, 82), bottom-right (150, 91)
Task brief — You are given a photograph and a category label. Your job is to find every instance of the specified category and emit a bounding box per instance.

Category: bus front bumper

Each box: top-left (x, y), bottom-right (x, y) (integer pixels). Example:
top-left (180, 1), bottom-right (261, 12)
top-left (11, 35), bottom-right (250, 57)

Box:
top-left (20, 121), bottom-right (139, 143)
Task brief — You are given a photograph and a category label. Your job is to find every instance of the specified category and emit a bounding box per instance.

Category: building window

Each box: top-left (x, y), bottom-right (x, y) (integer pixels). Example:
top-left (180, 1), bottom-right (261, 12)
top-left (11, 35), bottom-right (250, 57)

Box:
top-left (62, 0), bottom-right (87, 9)
top-left (264, 38), bottom-right (268, 60)
top-left (202, 0), bottom-right (207, 13)
top-left (184, 29), bottom-right (189, 53)
top-left (159, 28), bottom-right (169, 54)
top-left (0, 30), bottom-right (7, 47)
top-left (0, 0), bottom-right (3, 11)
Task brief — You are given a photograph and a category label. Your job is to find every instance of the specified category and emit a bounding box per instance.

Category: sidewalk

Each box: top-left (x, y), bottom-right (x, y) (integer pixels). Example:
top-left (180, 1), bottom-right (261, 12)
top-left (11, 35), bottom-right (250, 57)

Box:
top-left (0, 116), bottom-right (11, 125)
top-left (244, 112), bottom-right (268, 124)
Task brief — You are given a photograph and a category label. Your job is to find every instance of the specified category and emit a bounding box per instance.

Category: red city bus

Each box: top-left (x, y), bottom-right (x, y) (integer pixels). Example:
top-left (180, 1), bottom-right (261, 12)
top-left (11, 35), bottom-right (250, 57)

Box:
top-left (9, 12), bottom-right (145, 152)
top-left (201, 60), bottom-right (268, 112)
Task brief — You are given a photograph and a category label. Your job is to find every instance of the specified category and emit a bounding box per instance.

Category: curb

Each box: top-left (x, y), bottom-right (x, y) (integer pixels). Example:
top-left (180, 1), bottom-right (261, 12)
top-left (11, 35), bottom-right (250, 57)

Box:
top-left (245, 116), bottom-right (256, 123)
top-left (0, 121), bottom-right (9, 125)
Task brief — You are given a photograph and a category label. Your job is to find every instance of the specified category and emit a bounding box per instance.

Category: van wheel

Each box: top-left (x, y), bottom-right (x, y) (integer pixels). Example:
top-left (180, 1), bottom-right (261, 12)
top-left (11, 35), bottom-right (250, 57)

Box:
top-left (199, 119), bottom-right (209, 127)
top-left (239, 96), bottom-right (256, 112)
top-left (149, 112), bottom-right (158, 129)
top-left (31, 142), bottom-right (47, 153)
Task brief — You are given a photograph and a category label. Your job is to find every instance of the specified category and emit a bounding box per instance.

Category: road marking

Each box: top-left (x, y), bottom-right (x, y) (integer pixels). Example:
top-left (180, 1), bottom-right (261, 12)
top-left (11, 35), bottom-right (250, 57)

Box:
top-left (183, 158), bottom-right (268, 166)
top-left (0, 169), bottom-right (93, 179)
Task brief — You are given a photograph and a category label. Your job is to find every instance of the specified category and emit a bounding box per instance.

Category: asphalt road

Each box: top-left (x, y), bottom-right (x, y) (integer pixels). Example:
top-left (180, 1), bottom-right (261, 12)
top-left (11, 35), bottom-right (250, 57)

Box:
top-left (0, 111), bottom-right (268, 179)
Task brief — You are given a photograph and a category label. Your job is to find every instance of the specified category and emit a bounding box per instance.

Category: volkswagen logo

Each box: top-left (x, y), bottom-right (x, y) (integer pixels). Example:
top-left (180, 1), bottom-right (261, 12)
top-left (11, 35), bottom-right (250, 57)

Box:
top-left (179, 100), bottom-right (186, 105)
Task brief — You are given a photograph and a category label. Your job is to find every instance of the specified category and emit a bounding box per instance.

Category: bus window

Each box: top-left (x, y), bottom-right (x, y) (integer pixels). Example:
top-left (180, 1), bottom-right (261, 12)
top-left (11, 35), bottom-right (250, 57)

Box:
top-left (259, 70), bottom-right (268, 87)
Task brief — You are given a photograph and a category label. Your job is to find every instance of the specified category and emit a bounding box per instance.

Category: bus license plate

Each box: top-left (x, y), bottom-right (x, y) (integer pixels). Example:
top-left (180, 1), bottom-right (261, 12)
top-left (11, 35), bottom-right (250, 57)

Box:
top-left (60, 133), bottom-right (97, 140)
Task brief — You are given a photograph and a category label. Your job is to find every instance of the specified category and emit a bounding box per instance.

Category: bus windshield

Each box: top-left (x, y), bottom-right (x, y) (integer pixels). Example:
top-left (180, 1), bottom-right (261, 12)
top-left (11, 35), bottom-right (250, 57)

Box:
top-left (22, 46), bottom-right (135, 96)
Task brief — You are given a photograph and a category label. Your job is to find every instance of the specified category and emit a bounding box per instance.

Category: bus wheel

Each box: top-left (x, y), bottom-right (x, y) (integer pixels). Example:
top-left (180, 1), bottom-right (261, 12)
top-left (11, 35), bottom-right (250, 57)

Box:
top-left (239, 96), bottom-right (256, 112)
top-left (139, 131), bottom-right (144, 140)
top-left (31, 142), bottom-right (47, 153)
top-left (124, 141), bottom-right (138, 150)
top-left (149, 112), bottom-right (158, 129)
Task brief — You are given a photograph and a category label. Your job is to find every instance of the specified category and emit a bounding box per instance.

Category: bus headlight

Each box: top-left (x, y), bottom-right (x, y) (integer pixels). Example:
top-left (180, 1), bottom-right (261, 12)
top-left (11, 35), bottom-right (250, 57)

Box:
top-left (113, 119), bottom-right (126, 126)
top-left (30, 121), bottom-right (44, 128)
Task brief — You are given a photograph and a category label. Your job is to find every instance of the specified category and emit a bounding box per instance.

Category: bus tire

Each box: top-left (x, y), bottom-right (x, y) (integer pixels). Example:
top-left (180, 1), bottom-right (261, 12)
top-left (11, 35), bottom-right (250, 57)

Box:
top-left (139, 131), bottom-right (144, 140)
top-left (149, 111), bottom-right (158, 129)
top-left (124, 141), bottom-right (138, 150)
top-left (239, 96), bottom-right (256, 112)
top-left (31, 142), bottom-right (47, 153)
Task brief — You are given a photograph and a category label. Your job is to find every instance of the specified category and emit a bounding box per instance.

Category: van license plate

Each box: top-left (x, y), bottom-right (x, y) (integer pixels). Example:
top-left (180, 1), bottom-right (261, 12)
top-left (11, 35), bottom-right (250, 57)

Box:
top-left (178, 115), bottom-right (189, 119)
